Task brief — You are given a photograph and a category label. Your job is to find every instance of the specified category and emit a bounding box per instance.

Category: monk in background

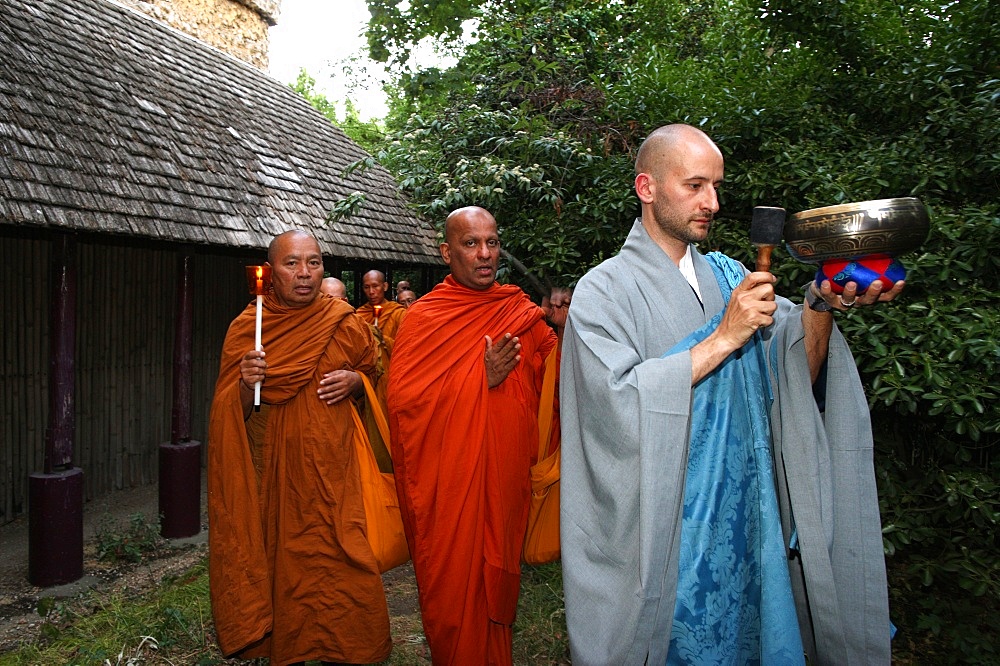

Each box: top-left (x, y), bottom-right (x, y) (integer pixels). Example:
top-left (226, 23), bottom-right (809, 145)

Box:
top-left (208, 230), bottom-right (391, 665)
top-left (388, 206), bottom-right (558, 664)
top-left (356, 270), bottom-right (406, 344)
top-left (541, 286), bottom-right (571, 339)
top-left (353, 269), bottom-right (406, 472)
top-left (396, 288), bottom-right (418, 308)
top-left (319, 275), bottom-right (349, 301)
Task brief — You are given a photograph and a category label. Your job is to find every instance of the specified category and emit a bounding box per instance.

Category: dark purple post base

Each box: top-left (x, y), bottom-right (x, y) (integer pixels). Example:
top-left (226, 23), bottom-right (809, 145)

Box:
top-left (159, 440), bottom-right (202, 539)
top-left (28, 467), bottom-right (84, 587)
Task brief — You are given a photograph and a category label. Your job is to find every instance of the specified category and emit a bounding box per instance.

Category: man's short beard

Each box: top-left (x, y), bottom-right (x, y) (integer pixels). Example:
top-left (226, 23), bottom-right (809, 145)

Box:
top-left (651, 201), bottom-right (711, 245)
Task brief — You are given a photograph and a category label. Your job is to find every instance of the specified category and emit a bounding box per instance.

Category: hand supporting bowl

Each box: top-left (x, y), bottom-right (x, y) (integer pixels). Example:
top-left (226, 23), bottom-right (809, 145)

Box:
top-left (784, 197), bottom-right (929, 293)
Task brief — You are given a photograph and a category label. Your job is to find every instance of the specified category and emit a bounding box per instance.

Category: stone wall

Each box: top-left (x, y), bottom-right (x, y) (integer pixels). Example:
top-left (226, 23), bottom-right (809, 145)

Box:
top-left (115, 0), bottom-right (279, 69)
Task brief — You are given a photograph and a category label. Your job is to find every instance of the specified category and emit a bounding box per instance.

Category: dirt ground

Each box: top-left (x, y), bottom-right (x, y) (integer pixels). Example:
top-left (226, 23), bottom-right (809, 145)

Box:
top-left (0, 482), bottom-right (425, 658)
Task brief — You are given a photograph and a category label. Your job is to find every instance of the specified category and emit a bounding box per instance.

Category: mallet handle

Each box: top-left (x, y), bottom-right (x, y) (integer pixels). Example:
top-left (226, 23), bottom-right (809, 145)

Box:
top-left (756, 246), bottom-right (775, 273)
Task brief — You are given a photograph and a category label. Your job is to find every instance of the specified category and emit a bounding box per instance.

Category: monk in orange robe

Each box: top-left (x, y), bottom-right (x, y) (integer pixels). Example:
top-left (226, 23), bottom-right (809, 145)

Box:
top-left (208, 230), bottom-right (391, 665)
top-left (355, 269), bottom-right (407, 345)
top-left (355, 269), bottom-right (406, 472)
top-left (388, 206), bottom-right (558, 664)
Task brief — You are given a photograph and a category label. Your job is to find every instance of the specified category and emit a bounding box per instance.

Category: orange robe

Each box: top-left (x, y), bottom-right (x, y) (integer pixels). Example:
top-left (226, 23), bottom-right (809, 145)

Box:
top-left (387, 276), bottom-right (558, 665)
top-left (356, 299), bottom-right (407, 472)
top-left (356, 299), bottom-right (407, 348)
top-left (208, 294), bottom-right (391, 665)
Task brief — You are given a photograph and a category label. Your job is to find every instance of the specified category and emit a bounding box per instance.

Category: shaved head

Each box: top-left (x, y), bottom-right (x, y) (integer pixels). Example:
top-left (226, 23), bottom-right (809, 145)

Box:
top-left (444, 206), bottom-right (496, 245)
top-left (320, 277), bottom-right (347, 299)
top-left (632, 123), bottom-right (725, 262)
top-left (266, 230), bottom-right (324, 308)
top-left (362, 269), bottom-right (389, 306)
top-left (441, 206), bottom-right (501, 290)
top-left (635, 124), bottom-right (719, 177)
top-left (268, 230), bottom-right (317, 264)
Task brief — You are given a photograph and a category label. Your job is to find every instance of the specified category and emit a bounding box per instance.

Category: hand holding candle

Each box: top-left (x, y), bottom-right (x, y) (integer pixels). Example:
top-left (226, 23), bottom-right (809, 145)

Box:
top-left (245, 265), bottom-right (272, 409)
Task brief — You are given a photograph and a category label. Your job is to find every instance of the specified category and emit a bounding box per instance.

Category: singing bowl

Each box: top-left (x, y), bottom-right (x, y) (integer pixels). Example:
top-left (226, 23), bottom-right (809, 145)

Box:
top-left (784, 197), bottom-right (930, 264)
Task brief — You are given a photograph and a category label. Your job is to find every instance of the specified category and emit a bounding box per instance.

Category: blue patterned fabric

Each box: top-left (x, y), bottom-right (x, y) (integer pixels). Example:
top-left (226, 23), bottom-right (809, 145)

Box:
top-left (663, 253), bottom-right (804, 665)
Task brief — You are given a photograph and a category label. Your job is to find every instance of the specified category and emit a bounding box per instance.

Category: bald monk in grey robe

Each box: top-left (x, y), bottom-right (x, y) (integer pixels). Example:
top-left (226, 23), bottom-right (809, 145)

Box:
top-left (560, 124), bottom-right (899, 665)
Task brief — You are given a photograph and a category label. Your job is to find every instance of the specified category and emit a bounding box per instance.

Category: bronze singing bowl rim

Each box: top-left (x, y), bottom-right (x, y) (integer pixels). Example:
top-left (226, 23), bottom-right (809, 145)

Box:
top-left (784, 197), bottom-right (929, 264)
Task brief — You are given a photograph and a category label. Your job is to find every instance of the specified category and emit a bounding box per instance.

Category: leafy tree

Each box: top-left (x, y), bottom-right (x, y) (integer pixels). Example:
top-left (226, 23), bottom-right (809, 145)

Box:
top-left (288, 69), bottom-right (385, 152)
top-left (361, 0), bottom-right (1000, 660)
top-left (364, 0), bottom-right (484, 65)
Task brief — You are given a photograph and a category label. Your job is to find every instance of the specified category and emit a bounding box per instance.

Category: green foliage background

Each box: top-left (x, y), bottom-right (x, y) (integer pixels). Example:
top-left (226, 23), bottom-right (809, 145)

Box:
top-left (297, 0), bottom-right (1000, 660)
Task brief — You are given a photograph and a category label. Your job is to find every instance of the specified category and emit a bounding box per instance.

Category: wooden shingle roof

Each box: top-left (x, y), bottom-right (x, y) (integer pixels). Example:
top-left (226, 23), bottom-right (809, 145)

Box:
top-left (0, 0), bottom-right (441, 265)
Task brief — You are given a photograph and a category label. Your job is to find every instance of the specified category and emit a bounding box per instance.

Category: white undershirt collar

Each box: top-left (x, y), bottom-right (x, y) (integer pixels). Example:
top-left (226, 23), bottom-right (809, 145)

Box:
top-left (678, 244), bottom-right (702, 301)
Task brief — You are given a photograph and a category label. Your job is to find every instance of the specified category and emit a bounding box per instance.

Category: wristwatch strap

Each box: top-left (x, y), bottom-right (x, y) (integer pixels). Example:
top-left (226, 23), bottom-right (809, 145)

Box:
top-left (804, 283), bottom-right (834, 312)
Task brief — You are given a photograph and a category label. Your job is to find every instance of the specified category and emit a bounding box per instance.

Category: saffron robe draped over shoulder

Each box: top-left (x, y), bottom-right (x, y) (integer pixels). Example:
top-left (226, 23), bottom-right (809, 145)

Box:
top-left (560, 220), bottom-right (889, 665)
top-left (388, 276), bottom-right (557, 665)
top-left (208, 294), bottom-right (392, 665)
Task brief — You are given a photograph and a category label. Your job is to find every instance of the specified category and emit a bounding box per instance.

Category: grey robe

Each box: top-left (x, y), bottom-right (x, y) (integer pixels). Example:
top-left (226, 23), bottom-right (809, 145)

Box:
top-left (559, 219), bottom-right (889, 665)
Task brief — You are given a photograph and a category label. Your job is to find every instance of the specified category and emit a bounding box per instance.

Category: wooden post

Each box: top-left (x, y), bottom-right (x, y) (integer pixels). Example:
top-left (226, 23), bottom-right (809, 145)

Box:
top-left (160, 254), bottom-right (201, 538)
top-left (171, 254), bottom-right (193, 443)
top-left (421, 266), bottom-right (432, 295)
top-left (29, 232), bottom-right (84, 586)
top-left (352, 268), bottom-right (363, 305)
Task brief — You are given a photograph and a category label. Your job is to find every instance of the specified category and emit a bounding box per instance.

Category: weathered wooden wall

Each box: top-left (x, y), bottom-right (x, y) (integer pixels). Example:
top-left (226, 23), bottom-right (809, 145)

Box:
top-left (1, 234), bottom-right (48, 521)
top-left (0, 231), bottom-right (257, 525)
top-left (0, 229), bottom-right (441, 526)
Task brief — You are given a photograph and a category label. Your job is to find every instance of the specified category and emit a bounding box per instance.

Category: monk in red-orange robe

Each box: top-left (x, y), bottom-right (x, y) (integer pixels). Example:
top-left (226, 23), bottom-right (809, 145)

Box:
top-left (388, 207), bottom-right (558, 664)
top-left (208, 231), bottom-right (391, 665)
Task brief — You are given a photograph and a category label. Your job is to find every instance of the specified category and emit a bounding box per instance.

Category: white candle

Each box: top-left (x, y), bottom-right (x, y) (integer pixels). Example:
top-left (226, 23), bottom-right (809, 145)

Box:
top-left (254, 293), bottom-right (263, 407)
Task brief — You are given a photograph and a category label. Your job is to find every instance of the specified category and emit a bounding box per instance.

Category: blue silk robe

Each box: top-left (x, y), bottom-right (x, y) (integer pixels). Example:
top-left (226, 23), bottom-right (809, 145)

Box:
top-left (560, 219), bottom-right (890, 665)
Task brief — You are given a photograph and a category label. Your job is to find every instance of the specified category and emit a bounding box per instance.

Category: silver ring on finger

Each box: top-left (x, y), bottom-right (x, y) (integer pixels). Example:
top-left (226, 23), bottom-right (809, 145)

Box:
top-left (839, 295), bottom-right (856, 308)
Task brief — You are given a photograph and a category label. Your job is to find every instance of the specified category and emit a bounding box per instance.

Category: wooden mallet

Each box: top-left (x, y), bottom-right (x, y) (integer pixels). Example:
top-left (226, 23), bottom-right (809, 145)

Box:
top-left (751, 206), bottom-right (786, 273)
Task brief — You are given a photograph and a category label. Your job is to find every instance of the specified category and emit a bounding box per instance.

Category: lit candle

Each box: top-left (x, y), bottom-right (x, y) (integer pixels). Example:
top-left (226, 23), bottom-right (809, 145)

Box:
top-left (374, 304), bottom-right (382, 328)
top-left (245, 265), bottom-right (272, 410)
top-left (254, 292), bottom-right (263, 404)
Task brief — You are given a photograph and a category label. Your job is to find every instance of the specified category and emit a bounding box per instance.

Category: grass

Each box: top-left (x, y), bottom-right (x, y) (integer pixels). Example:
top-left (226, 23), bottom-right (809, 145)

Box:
top-left (0, 558), bottom-right (220, 665)
top-left (1, 554), bottom-right (948, 665)
top-left (0, 558), bottom-right (569, 666)
top-left (513, 562), bottom-right (570, 664)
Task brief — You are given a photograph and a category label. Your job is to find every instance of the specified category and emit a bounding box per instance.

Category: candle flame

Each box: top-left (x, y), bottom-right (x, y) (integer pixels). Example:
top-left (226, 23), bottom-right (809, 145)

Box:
top-left (246, 265), bottom-right (271, 295)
